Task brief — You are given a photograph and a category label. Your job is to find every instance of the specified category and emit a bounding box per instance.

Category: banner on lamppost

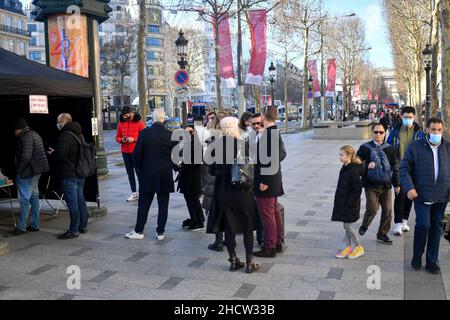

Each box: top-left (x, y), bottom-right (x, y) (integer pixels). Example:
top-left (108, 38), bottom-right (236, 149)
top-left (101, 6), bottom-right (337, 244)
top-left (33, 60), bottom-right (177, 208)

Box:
top-left (245, 10), bottom-right (267, 86)
top-left (352, 79), bottom-right (361, 102)
top-left (214, 13), bottom-right (236, 88)
top-left (325, 59), bottom-right (336, 97)
top-left (307, 60), bottom-right (321, 97)
top-left (367, 88), bottom-right (373, 100)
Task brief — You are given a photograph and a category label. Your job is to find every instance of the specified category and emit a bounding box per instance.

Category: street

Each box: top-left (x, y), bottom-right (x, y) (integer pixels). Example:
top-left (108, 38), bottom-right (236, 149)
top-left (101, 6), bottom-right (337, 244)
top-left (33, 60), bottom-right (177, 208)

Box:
top-left (0, 130), bottom-right (448, 300)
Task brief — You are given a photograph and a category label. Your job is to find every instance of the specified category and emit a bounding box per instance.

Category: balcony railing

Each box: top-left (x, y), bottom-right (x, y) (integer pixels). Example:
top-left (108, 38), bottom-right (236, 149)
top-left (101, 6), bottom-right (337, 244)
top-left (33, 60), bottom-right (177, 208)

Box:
top-left (0, 24), bottom-right (31, 37)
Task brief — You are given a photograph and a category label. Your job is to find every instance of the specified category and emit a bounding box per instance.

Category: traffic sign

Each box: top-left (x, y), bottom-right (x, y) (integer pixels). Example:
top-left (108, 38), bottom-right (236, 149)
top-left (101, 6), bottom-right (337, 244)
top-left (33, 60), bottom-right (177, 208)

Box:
top-left (174, 69), bottom-right (190, 86)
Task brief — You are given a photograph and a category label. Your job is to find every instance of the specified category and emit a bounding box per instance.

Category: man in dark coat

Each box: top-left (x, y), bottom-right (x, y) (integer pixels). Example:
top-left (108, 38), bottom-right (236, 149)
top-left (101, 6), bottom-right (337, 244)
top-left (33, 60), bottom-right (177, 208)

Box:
top-left (253, 107), bottom-right (287, 258)
top-left (49, 113), bottom-right (90, 239)
top-left (400, 118), bottom-right (450, 274)
top-left (10, 119), bottom-right (49, 236)
top-left (125, 109), bottom-right (178, 241)
top-left (357, 123), bottom-right (400, 245)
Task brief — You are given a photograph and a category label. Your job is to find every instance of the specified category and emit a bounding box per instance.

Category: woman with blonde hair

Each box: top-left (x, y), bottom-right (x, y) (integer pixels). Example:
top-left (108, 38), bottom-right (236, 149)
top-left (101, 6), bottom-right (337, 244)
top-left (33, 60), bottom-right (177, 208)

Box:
top-left (331, 145), bottom-right (365, 259)
top-left (206, 117), bottom-right (261, 273)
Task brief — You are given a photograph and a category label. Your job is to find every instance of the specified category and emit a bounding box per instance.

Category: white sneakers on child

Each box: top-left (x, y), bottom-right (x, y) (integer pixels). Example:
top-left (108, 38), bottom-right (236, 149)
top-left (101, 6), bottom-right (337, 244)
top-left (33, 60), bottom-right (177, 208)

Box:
top-left (156, 233), bottom-right (165, 241)
top-left (127, 192), bottom-right (139, 202)
top-left (393, 223), bottom-right (403, 236)
top-left (401, 219), bottom-right (410, 232)
top-left (125, 230), bottom-right (144, 240)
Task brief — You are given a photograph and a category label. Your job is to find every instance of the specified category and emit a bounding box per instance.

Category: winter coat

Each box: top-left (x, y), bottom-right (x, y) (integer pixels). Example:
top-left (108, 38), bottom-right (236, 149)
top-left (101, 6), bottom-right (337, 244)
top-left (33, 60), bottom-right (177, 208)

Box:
top-left (133, 122), bottom-right (178, 194)
top-left (54, 121), bottom-right (84, 180)
top-left (15, 128), bottom-right (49, 179)
top-left (206, 136), bottom-right (260, 235)
top-left (253, 125), bottom-right (286, 198)
top-left (400, 138), bottom-right (450, 204)
top-left (356, 140), bottom-right (400, 190)
top-left (331, 163), bottom-right (364, 223)
top-left (176, 133), bottom-right (203, 196)
top-left (116, 112), bottom-right (145, 154)
top-left (387, 122), bottom-right (425, 159)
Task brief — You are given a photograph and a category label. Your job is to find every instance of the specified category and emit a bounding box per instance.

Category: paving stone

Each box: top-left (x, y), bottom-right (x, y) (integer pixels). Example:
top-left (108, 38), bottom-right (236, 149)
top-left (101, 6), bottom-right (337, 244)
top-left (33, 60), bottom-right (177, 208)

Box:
top-left (28, 264), bottom-right (57, 276)
top-left (125, 252), bottom-right (149, 262)
top-left (327, 268), bottom-right (344, 280)
top-left (296, 220), bottom-right (309, 226)
top-left (101, 234), bottom-right (123, 241)
top-left (233, 283), bottom-right (256, 298)
top-left (317, 291), bottom-right (335, 300)
top-left (88, 271), bottom-right (118, 283)
top-left (69, 247), bottom-right (93, 257)
top-left (157, 277), bottom-right (184, 290)
top-left (0, 242), bottom-right (9, 256)
top-left (187, 257), bottom-right (209, 268)
top-left (57, 294), bottom-right (76, 300)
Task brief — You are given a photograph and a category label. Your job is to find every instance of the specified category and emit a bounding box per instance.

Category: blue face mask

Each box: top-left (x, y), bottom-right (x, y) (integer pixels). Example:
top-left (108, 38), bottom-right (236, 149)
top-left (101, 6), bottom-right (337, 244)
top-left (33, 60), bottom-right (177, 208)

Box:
top-left (429, 133), bottom-right (442, 145)
top-left (402, 118), bottom-right (413, 127)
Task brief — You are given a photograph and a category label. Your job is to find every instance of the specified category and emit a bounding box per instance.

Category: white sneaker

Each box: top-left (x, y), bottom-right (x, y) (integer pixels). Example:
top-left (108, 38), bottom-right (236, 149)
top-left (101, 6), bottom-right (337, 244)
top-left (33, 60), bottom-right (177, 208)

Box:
top-left (127, 192), bottom-right (139, 202)
top-left (393, 223), bottom-right (403, 236)
top-left (401, 220), bottom-right (410, 232)
top-left (156, 233), bottom-right (165, 241)
top-left (125, 231), bottom-right (144, 240)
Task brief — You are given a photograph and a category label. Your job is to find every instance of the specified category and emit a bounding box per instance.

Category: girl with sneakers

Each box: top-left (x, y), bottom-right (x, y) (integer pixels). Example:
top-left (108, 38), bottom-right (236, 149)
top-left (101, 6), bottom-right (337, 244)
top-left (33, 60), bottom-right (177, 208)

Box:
top-left (331, 145), bottom-right (365, 259)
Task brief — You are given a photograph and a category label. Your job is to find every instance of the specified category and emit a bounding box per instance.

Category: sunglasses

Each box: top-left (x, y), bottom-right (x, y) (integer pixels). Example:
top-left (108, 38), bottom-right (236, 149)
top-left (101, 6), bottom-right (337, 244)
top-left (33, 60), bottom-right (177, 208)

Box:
top-left (373, 131), bottom-right (385, 135)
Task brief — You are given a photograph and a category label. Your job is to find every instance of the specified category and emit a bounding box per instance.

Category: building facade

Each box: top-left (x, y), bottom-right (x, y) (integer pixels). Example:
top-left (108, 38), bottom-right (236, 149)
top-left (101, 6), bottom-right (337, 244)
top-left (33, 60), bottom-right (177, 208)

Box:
top-left (0, 0), bottom-right (30, 56)
top-left (23, 3), bottom-right (45, 64)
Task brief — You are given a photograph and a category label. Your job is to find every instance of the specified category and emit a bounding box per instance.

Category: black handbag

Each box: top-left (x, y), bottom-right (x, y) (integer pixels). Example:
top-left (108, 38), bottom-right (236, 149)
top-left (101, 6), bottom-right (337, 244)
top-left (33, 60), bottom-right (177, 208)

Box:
top-left (231, 151), bottom-right (253, 191)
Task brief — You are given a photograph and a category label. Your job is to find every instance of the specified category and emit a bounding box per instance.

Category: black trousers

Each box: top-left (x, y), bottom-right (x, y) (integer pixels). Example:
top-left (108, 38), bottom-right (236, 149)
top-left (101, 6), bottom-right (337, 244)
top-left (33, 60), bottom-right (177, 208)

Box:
top-left (394, 187), bottom-right (413, 224)
top-left (122, 153), bottom-right (139, 193)
top-left (135, 192), bottom-right (169, 234)
top-left (183, 193), bottom-right (204, 224)
top-left (223, 215), bottom-right (254, 261)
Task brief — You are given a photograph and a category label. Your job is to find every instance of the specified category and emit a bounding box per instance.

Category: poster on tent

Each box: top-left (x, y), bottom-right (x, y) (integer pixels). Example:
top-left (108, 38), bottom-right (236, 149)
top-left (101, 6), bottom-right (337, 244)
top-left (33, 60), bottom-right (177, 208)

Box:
top-left (29, 95), bottom-right (48, 114)
top-left (214, 13), bottom-right (236, 88)
top-left (325, 59), bottom-right (336, 97)
top-left (48, 14), bottom-right (89, 78)
top-left (245, 10), bottom-right (267, 86)
top-left (307, 60), bottom-right (321, 97)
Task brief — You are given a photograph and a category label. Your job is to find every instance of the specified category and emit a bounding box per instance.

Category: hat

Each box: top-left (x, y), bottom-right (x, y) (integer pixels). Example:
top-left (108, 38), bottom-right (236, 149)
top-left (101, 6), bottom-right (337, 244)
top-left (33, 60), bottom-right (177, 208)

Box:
top-left (121, 106), bottom-right (131, 114)
top-left (14, 118), bottom-right (28, 130)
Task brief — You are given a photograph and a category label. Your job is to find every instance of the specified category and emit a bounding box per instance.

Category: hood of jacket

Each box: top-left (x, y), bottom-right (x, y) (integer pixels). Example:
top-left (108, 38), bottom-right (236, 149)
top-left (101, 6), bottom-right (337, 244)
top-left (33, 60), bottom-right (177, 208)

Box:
top-left (344, 162), bottom-right (364, 176)
top-left (119, 112), bottom-right (142, 123)
top-left (61, 121), bottom-right (82, 135)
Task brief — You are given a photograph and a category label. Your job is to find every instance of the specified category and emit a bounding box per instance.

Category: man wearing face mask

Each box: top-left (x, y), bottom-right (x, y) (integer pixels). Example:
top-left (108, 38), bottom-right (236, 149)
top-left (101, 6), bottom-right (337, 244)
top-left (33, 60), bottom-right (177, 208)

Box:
top-left (387, 107), bottom-right (425, 236)
top-left (400, 118), bottom-right (450, 274)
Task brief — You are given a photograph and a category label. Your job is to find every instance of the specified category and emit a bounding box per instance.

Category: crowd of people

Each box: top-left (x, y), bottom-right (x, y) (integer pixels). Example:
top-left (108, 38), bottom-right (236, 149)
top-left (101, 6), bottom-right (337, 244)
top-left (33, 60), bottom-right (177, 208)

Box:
top-left (8, 104), bottom-right (450, 276)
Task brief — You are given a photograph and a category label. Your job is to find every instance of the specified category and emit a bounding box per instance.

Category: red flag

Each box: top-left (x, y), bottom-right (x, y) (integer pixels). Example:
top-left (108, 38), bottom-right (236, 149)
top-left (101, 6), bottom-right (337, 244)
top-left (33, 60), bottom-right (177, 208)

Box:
top-left (325, 59), bottom-right (336, 97)
top-left (214, 13), bottom-right (235, 88)
top-left (352, 79), bottom-right (360, 101)
top-left (367, 88), bottom-right (372, 100)
top-left (245, 10), bottom-right (267, 86)
top-left (307, 60), bottom-right (321, 97)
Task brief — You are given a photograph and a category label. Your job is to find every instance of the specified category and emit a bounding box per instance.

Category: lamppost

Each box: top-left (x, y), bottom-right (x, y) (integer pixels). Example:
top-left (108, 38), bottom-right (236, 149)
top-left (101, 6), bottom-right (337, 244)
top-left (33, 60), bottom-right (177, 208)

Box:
top-left (422, 43), bottom-right (432, 124)
top-left (308, 73), bottom-right (313, 129)
top-left (269, 62), bottom-right (276, 108)
top-left (175, 30), bottom-right (188, 126)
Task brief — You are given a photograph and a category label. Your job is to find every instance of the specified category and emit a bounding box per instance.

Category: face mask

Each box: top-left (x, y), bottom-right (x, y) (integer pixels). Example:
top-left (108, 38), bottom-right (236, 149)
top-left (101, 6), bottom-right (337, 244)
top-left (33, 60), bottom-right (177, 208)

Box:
top-left (56, 123), bottom-right (63, 131)
top-left (429, 133), bottom-right (442, 145)
top-left (402, 118), bottom-right (413, 127)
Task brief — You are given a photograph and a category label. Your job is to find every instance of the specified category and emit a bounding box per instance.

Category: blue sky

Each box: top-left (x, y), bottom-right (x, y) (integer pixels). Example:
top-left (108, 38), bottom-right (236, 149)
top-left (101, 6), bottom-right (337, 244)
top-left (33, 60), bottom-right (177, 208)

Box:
top-left (324, 0), bottom-right (393, 68)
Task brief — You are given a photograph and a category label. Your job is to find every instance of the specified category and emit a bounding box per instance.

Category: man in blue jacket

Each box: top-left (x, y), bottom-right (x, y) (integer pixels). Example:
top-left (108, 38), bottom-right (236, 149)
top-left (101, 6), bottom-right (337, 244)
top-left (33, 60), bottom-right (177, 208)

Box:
top-left (400, 117), bottom-right (450, 274)
top-left (387, 107), bottom-right (425, 236)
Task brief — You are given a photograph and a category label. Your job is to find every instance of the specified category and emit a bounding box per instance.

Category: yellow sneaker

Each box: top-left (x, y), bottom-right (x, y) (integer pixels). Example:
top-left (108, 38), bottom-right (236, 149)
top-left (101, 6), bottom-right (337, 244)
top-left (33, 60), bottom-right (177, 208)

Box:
top-left (348, 246), bottom-right (365, 259)
top-left (336, 246), bottom-right (353, 259)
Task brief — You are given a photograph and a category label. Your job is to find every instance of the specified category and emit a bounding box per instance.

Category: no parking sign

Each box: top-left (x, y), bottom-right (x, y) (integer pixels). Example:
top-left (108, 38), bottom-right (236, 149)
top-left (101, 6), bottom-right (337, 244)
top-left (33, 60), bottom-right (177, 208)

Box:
top-left (174, 69), bottom-right (189, 86)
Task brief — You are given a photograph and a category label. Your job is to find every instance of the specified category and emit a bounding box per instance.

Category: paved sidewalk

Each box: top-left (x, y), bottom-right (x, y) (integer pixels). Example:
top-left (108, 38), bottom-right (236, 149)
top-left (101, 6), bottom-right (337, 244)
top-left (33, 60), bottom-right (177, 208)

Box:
top-left (0, 130), bottom-right (448, 300)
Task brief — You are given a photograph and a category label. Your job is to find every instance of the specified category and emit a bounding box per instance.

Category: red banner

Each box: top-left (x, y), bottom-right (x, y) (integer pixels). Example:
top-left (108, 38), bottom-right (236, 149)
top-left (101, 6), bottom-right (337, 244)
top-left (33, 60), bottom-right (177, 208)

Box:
top-left (367, 88), bottom-right (373, 100)
top-left (325, 59), bottom-right (336, 97)
top-left (307, 60), bottom-right (321, 97)
top-left (245, 10), bottom-right (267, 86)
top-left (214, 13), bottom-right (236, 88)
top-left (352, 79), bottom-right (361, 101)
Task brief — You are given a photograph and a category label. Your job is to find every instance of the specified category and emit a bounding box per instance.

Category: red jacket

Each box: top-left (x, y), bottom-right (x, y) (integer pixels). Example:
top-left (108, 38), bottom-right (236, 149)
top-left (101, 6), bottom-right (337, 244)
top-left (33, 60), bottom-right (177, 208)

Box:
top-left (116, 113), bottom-right (146, 154)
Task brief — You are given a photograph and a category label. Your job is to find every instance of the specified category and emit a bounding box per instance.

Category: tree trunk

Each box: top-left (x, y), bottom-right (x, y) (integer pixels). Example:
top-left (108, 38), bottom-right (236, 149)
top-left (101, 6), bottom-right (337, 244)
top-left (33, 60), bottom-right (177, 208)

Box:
top-left (431, 0), bottom-right (441, 117)
top-left (284, 68), bottom-right (289, 133)
top-left (442, 0), bottom-right (450, 138)
top-left (302, 28), bottom-right (309, 129)
top-left (214, 13), bottom-right (222, 111)
top-left (137, 0), bottom-right (147, 123)
top-left (254, 86), bottom-right (261, 113)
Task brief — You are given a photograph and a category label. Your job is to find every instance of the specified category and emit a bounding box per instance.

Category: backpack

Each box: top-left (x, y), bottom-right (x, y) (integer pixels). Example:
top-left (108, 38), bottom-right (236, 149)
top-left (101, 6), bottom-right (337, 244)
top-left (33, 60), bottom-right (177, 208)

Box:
top-left (364, 142), bottom-right (392, 185)
top-left (67, 131), bottom-right (96, 178)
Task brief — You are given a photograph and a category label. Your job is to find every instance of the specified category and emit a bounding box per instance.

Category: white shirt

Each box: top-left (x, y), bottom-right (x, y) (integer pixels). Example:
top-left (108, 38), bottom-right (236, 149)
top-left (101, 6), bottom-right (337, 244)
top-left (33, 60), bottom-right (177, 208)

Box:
top-left (430, 144), bottom-right (439, 182)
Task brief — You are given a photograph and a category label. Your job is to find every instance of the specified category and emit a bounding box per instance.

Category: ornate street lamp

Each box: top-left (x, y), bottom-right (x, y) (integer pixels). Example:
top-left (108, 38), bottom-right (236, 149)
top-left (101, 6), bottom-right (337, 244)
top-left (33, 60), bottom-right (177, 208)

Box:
top-left (175, 29), bottom-right (188, 70)
top-left (308, 73), bottom-right (313, 128)
top-left (422, 43), bottom-right (432, 123)
top-left (269, 62), bottom-right (276, 107)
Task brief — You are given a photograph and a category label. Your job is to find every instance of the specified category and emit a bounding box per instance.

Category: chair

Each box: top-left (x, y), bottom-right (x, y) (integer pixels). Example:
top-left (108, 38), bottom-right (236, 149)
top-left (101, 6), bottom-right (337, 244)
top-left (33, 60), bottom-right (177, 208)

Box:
top-left (40, 175), bottom-right (67, 216)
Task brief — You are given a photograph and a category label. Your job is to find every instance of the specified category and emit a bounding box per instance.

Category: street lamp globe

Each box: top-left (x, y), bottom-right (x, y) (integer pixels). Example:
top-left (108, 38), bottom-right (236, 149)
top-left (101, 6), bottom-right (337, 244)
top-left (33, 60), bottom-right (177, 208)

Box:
top-left (422, 43), bottom-right (432, 65)
top-left (175, 29), bottom-right (188, 57)
top-left (268, 62), bottom-right (276, 82)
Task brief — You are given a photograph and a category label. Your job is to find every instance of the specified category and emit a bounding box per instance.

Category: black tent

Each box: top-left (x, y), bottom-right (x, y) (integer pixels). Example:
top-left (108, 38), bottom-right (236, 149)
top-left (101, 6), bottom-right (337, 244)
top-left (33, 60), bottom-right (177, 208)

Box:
top-left (0, 48), bottom-right (98, 203)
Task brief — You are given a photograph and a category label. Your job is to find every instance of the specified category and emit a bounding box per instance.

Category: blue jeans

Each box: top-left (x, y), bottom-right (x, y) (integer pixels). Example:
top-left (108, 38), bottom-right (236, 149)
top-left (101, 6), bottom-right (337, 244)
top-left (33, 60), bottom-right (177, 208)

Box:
top-left (62, 178), bottom-right (89, 233)
top-left (16, 175), bottom-right (41, 231)
top-left (413, 202), bottom-right (447, 264)
top-left (122, 153), bottom-right (139, 193)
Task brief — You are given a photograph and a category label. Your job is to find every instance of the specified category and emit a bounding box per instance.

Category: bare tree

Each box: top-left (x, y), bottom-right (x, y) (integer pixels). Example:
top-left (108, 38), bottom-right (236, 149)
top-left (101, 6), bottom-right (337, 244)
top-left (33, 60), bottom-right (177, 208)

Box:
top-left (137, 0), bottom-right (147, 123)
top-left (442, 0), bottom-right (450, 138)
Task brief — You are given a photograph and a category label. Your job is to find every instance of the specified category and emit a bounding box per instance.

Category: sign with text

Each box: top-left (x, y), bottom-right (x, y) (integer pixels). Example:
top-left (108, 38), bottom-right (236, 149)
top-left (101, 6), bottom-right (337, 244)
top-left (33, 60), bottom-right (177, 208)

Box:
top-left (91, 117), bottom-right (99, 136)
top-left (29, 95), bottom-right (48, 114)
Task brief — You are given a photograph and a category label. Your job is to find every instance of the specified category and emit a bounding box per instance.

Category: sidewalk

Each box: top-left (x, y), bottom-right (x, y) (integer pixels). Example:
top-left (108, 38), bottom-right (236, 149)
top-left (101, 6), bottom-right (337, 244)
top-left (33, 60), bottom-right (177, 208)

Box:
top-left (0, 130), bottom-right (448, 300)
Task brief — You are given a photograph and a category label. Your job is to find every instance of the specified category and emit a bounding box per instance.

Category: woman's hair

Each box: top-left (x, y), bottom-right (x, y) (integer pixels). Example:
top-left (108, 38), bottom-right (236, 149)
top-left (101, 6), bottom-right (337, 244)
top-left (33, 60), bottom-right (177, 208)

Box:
top-left (239, 111), bottom-right (254, 131)
top-left (340, 145), bottom-right (361, 164)
top-left (208, 111), bottom-right (228, 130)
top-left (220, 117), bottom-right (241, 139)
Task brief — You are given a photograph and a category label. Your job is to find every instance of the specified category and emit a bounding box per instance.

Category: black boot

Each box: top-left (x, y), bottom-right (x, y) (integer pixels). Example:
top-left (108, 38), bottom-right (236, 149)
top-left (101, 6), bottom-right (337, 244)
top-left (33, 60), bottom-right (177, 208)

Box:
top-left (208, 233), bottom-right (224, 251)
top-left (253, 247), bottom-right (276, 258)
top-left (246, 255), bottom-right (260, 274)
top-left (228, 256), bottom-right (245, 272)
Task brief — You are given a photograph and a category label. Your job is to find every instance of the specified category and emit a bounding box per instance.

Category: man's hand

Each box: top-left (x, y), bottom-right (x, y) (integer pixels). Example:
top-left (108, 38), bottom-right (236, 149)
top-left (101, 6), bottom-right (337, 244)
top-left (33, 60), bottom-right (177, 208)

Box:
top-left (395, 187), bottom-right (401, 194)
top-left (368, 162), bottom-right (376, 169)
top-left (260, 183), bottom-right (268, 192)
top-left (407, 189), bottom-right (418, 200)
top-left (47, 147), bottom-right (55, 155)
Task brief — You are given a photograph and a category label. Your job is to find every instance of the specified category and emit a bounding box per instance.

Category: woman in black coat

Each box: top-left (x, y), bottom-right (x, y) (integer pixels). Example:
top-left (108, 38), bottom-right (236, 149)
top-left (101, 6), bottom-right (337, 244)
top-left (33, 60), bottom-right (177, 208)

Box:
top-left (331, 145), bottom-right (365, 260)
top-left (206, 117), bottom-right (260, 273)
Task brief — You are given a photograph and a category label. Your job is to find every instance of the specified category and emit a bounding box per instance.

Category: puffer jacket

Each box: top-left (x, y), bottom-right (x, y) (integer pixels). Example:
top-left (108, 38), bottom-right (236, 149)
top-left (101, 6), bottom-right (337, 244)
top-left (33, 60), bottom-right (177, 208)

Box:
top-left (400, 138), bottom-right (450, 203)
top-left (54, 121), bottom-right (83, 179)
top-left (15, 128), bottom-right (49, 178)
top-left (387, 122), bottom-right (425, 159)
top-left (116, 112), bottom-right (145, 154)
